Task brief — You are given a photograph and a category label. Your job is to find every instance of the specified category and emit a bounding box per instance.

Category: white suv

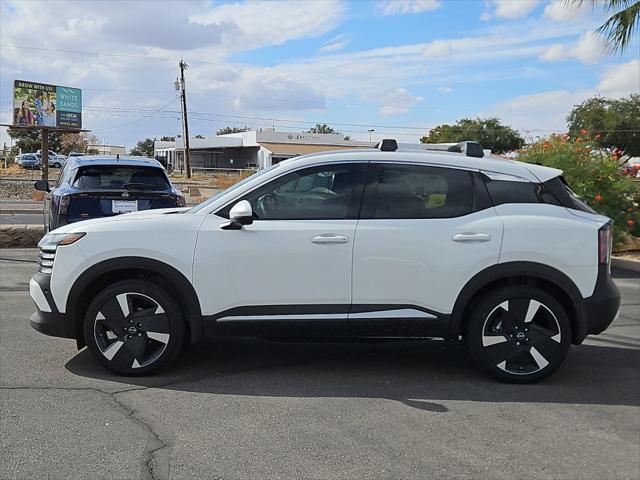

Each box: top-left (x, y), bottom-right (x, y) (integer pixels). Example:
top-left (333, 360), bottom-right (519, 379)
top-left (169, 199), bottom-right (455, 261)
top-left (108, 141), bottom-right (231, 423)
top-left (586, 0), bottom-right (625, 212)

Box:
top-left (29, 140), bottom-right (620, 382)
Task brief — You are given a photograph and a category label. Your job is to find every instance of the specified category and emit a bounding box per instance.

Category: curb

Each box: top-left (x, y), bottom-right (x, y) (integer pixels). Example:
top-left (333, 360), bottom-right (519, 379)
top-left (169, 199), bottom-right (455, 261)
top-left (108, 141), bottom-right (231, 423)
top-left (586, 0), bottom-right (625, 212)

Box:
top-left (612, 257), bottom-right (640, 273)
top-left (0, 209), bottom-right (42, 215)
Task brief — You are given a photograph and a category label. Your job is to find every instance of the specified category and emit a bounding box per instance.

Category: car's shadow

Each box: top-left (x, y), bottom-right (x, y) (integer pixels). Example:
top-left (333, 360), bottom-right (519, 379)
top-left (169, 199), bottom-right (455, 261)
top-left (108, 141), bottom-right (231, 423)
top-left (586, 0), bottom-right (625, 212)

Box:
top-left (65, 336), bottom-right (640, 411)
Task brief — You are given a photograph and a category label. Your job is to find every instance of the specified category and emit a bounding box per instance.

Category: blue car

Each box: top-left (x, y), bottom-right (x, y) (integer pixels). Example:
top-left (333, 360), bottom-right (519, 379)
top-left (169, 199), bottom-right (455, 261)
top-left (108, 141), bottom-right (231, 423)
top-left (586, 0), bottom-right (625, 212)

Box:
top-left (35, 156), bottom-right (186, 231)
top-left (18, 153), bottom-right (42, 169)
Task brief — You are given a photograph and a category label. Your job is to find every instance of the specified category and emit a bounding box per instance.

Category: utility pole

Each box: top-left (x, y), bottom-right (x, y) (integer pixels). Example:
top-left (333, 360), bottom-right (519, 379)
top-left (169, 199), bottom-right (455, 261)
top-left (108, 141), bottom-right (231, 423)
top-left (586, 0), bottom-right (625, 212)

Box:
top-left (41, 128), bottom-right (49, 182)
top-left (179, 60), bottom-right (192, 179)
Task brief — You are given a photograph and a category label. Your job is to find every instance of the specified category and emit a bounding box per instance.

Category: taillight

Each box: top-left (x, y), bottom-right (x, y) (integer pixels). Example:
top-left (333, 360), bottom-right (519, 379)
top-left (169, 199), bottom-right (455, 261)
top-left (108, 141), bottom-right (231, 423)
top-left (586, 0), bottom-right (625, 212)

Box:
top-left (59, 194), bottom-right (71, 214)
top-left (598, 222), bottom-right (613, 265)
top-left (176, 195), bottom-right (186, 207)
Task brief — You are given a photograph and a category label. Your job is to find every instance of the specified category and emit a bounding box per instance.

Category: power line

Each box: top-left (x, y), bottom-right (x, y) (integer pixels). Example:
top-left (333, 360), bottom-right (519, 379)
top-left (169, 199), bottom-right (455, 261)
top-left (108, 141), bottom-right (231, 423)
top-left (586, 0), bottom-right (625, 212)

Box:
top-left (90, 98), bottom-right (179, 132)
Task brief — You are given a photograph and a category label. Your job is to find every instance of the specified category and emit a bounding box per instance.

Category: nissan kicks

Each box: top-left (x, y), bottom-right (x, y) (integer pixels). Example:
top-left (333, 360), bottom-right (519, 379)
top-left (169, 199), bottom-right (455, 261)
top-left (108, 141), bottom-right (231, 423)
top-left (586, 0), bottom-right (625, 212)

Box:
top-left (29, 141), bottom-right (620, 382)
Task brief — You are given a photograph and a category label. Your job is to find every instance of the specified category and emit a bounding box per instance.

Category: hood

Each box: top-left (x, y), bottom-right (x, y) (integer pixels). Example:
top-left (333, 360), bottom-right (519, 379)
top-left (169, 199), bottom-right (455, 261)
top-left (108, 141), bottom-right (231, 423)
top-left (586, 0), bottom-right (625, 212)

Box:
top-left (50, 207), bottom-right (191, 234)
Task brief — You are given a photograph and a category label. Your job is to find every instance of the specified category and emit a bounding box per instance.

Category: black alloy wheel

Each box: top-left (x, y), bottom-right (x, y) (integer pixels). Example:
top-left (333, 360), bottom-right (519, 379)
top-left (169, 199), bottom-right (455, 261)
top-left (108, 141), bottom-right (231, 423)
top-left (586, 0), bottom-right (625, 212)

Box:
top-left (84, 279), bottom-right (185, 375)
top-left (467, 286), bottom-right (571, 383)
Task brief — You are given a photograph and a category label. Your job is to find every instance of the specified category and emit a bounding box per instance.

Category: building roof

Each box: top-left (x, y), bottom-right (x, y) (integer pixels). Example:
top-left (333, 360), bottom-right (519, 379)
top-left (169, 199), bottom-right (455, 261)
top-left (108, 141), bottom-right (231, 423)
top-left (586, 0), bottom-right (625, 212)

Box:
top-left (258, 142), bottom-right (369, 157)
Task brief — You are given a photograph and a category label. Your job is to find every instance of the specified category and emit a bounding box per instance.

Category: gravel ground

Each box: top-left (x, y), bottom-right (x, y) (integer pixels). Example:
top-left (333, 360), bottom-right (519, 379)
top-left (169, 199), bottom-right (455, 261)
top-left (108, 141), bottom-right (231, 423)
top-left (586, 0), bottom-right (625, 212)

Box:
top-left (0, 181), bottom-right (38, 200)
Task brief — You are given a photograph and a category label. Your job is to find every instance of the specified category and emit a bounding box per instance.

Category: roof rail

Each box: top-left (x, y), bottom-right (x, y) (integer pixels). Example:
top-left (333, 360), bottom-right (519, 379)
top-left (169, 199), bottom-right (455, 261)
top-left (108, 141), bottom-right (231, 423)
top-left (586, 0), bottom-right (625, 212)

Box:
top-left (376, 139), bottom-right (484, 158)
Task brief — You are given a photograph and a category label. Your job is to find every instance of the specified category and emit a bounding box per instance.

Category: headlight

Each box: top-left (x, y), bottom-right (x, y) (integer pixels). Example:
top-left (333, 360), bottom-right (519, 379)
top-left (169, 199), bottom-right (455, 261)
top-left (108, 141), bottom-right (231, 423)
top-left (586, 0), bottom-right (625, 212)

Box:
top-left (38, 232), bottom-right (86, 251)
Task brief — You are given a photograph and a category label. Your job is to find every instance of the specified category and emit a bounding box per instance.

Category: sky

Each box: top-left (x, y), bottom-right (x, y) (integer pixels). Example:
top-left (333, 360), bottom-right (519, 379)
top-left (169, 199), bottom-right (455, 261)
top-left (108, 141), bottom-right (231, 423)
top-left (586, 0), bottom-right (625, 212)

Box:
top-left (0, 0), bottom-right (638, 149)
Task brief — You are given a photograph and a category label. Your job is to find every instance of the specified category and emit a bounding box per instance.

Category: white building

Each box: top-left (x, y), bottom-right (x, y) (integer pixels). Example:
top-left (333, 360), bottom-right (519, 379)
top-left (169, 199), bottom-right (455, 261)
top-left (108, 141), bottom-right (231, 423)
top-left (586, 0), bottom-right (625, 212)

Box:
top-left (154, 130), bottom-right (373, 172)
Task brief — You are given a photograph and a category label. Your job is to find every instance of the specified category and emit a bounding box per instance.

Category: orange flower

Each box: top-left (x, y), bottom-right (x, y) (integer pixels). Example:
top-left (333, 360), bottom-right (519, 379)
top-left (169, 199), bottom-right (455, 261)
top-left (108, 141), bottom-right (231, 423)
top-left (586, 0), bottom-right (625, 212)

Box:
top-left (594, 194), bottom-right (603, 202)
top-left (580, 129), bottom-right (588, 136)
top-left (576, 137), bottom-right (583, 143)
top-left (627, 219), bottom-right (636, 226)
top-left (627, 207), bottom-right (634, 213)
top-left (594, 134), bottom-right (601, 140)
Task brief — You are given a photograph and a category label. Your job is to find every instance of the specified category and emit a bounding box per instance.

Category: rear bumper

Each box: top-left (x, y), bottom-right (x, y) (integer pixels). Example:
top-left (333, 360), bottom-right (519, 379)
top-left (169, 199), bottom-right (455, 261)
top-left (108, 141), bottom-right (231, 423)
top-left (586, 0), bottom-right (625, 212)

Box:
top-left (582, 265), bottom-right (620, 336)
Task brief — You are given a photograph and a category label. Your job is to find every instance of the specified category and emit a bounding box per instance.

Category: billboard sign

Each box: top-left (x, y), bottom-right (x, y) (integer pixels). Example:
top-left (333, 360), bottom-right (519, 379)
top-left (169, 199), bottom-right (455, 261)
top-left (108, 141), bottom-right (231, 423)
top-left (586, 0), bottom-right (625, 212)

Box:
top-left (12, 80), bottom-right (82, 129)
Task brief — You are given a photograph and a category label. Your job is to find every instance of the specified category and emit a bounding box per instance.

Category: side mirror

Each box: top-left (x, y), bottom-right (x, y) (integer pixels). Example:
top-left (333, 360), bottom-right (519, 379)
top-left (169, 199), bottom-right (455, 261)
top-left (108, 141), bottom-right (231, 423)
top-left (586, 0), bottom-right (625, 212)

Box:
top-left (221, 200), bottom-right (253, 230)
top-left (34, 180), bottom-right (50, 192)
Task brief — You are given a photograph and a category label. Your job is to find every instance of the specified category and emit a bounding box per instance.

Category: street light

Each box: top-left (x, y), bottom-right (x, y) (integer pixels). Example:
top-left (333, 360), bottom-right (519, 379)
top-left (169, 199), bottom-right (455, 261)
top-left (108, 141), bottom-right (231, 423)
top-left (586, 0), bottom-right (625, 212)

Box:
top-left (368, 129), bottom-right (375, 142)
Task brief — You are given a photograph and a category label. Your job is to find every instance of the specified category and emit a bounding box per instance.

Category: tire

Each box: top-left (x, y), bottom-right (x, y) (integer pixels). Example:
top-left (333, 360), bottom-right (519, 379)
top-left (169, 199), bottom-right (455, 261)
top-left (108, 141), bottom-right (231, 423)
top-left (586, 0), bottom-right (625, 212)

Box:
top-left (53, 162), bottom-right (61, 168)
top-left (467, 286), bottom-right (571, 383)
top-left (83, 279), bottom-right (185, 375)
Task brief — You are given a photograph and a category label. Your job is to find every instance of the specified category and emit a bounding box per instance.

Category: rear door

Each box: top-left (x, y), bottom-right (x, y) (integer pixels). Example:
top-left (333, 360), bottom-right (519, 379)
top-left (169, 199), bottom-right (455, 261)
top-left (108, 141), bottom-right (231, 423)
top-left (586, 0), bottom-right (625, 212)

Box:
top-left (351, 162), bottom-right (503, 331)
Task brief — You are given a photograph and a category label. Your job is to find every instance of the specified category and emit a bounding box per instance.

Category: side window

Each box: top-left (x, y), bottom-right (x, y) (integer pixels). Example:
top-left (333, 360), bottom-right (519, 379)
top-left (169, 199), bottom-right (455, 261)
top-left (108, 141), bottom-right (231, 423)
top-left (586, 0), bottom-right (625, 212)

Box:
top-left (485, 179), bottom-right (561, 206)
top-left (219, 163), bottom-right (366, 220)
top-left (364, 164), bottom-right (475, 219)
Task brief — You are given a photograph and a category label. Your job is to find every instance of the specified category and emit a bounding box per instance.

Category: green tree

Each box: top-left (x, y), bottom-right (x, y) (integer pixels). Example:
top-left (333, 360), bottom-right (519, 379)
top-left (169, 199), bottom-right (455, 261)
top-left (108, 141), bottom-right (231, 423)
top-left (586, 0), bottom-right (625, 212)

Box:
top-left (59, 132), bottom-right (99, 155)
top-left (216, 126), bottom-right (249, 135)
top-left (7, 127), bottom-right (62, 153)
top-left (567, 94), bottom-right (640, 156)
top-left (130, 138), bottom-right (155, 157)
top-left (194, 134), bottom-right (206, 139)
top-left (307, 123), bottom-right (337, 134)
top-left (160, 136), bottom-right (175, 142)
top-left (519, 134), bottom-right (639, 247)
top-left (564, 0), bottom-right (639, 52)
top-left (420, 117), bottom-right (523, 153)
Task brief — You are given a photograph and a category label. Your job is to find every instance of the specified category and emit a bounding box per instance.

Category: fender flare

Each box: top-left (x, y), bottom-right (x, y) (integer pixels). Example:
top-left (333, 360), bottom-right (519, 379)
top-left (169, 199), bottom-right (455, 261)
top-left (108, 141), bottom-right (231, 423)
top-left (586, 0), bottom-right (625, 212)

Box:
top-left (66, 256), bottom-right (203, 345)
top-left (449, 261), bottom-right (586, 342)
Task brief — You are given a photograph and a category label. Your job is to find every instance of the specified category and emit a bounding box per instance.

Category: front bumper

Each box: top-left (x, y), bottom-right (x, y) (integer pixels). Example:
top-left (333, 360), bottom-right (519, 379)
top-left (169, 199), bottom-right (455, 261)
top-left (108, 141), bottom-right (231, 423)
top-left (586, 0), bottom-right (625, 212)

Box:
top-left (30, 310), bottom-right (75, 339)
top-left (582, 264), bottom-right (621, 336)
top-left (29, 272), bottom-right (75, 340)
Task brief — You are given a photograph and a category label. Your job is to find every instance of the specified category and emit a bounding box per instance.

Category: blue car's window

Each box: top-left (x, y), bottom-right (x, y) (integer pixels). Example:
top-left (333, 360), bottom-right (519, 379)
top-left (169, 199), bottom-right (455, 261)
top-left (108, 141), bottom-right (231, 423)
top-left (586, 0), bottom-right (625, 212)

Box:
top-left (72, 166), bottom-right (170, 190)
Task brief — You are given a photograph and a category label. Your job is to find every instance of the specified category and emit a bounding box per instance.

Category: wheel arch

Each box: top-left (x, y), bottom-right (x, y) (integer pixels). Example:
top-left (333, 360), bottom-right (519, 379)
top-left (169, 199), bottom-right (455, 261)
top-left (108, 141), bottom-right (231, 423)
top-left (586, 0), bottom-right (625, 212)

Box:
top-left (450, 262), bottom-right (587, 344)
top-left (66, 256), bottom-right (203, 349)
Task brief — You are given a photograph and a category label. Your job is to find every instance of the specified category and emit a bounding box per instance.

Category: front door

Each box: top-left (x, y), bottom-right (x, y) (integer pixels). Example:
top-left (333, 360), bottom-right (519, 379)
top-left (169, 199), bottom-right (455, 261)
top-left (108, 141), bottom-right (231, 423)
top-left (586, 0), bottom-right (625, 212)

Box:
top-left (193, 162), bottom-right (367, 325)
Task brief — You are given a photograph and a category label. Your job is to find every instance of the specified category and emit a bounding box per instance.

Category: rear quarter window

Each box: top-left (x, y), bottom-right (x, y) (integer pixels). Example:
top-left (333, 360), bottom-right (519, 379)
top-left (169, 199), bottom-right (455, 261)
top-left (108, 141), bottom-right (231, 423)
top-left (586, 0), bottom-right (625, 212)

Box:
top-left (484, 178), bottom-right (560, 206)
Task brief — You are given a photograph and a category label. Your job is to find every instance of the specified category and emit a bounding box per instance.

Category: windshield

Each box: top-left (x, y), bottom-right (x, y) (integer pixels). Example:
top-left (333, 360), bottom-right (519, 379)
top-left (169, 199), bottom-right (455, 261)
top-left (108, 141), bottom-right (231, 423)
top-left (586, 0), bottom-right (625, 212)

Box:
top-left (72, 166), bottom-right (170, 191)
top-left (189, 164), bottom-right (280, 213)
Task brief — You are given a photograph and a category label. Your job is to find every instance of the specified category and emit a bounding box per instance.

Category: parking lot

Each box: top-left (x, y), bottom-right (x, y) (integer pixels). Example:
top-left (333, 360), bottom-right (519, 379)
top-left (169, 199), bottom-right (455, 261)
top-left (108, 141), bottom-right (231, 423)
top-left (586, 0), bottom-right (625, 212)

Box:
top-left (1, 248), bottom-right (638, 480)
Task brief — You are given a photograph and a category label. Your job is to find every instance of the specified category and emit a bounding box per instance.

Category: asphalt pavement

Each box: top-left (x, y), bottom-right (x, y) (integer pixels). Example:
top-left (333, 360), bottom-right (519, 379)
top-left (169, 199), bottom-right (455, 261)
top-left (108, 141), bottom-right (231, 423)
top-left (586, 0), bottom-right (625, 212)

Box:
top-left (1, 248), bottom-right (639, 480)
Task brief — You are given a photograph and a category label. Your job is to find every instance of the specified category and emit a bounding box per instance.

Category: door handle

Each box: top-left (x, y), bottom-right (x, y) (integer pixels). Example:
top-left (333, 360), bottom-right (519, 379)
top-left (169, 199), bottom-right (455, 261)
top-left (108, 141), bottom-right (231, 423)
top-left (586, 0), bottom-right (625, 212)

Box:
top-left (311, 234), bottom-right (349, 244)
top-left (452, 233), bottom-right (491, 242)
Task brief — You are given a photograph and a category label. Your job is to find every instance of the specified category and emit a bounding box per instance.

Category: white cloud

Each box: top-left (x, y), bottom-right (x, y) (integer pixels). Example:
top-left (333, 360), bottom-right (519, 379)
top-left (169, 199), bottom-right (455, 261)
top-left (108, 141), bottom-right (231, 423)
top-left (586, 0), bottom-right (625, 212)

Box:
top-left (540, 32), bottom-right (606, 64)
top-left (544, 0), bottom-right (590, 21)
top-left (437, 86), bottom-right (452, 93)
top-left (480, 11), bottom-right (492, 22)
top-left (596, 60), bottom-right (640, 97)
top-left (319, 34), bottom-right (352, 53)
top-left (377, 0), bottom-right (441, 16)
top-left (379, 88), bottom-right (423, 115)
top-left (489, 60), bottom-right (640, 132)
top-left (192, 0), bottom-right (346, 51)
top-left (422, 40), bottom-right (453, 57)
top-left (490, 0), bottom-right (540, 19)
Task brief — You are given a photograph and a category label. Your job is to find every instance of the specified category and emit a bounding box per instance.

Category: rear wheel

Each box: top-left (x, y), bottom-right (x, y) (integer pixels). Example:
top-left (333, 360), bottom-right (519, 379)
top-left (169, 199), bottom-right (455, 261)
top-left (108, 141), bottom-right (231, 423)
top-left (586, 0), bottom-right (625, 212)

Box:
top-left (83, 279), bottom-right (185, 375)
top-left (467, 286), bottom-right (571, 383)
top-left (53, 162), bottom-right (61, 168)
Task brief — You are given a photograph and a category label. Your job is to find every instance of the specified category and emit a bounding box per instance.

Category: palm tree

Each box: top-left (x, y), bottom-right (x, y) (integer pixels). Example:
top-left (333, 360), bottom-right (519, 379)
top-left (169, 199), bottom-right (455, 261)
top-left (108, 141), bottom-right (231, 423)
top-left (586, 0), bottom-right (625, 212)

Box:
top-left (564, 0), bottom-right (640, 52)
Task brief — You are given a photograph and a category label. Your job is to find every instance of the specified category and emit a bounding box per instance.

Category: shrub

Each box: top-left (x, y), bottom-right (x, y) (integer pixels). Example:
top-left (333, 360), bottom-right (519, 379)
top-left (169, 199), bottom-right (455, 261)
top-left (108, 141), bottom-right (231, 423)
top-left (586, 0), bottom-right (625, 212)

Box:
top-left (518, 133), bottom-right (639, 250)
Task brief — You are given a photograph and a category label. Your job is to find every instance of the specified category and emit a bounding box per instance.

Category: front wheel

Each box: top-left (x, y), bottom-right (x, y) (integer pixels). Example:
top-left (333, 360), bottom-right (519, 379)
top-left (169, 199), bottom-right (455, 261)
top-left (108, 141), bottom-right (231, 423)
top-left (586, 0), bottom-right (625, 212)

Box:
top-left (467, 286), bottom-right (571, 383)
top-left (83, 279), bottom-right (185, 375)
top-left (53, 162), bottom-right (61, 168)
